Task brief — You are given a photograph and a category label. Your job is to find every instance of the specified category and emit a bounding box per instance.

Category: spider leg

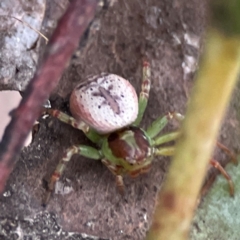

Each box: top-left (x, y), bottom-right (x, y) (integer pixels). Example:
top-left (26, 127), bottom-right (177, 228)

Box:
top-left (116, 175), bottom-right (124, 194)
top-left (147, 113), bottom-right (183, 156)
top-left (146, 112), bottom-right (184, 139)
top-left (153, 131), bottom-right (180, 146)
top-left (154, 146), bottom-right (234, 196)
top-left (154, 146), bottom-right (175, 156)
top-left (217, 141), bottom-right (237, 164)
top-left (133, 60), bottom-right (151, 126)
top-left (147, 111), bottom-right (235, 196)
top-left (101, 158), bottom-right (125, 193)
top-left (43, 145), bottom-right (102, 206)
top-left (209, 159), bottom-right (234, 196)
top-left (202, 142), bottom-right (236, 196)
top-left (43, 108), bottom-right (102, 143)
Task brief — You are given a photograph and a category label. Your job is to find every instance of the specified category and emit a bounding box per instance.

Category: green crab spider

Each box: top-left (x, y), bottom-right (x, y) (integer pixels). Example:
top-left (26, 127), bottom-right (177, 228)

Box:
top-left (43, 61), bottom-right (235, 205)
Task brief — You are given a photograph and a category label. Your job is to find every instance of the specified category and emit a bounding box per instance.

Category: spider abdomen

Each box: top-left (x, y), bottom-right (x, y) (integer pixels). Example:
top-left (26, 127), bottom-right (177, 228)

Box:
top-left (70, 73), bottom-right (138, 134)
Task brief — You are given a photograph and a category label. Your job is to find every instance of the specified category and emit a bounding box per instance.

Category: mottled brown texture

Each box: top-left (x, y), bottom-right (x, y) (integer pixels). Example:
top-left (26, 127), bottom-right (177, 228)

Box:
top-left (162, 191), bottom-right (176, 210)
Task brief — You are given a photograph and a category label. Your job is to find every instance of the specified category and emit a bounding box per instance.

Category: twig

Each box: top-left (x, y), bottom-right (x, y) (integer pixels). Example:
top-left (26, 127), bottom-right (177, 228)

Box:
top-left (146, 30), bottom-right (240, 240)
top-left (0, 0), bottom-right (98, 193)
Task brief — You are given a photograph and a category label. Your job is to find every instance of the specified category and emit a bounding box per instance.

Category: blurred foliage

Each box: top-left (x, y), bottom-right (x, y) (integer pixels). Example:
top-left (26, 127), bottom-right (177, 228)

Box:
top-left (211, 0), bottom-right (240, 35)
top-left (147, 0), bottom-right (240, 239)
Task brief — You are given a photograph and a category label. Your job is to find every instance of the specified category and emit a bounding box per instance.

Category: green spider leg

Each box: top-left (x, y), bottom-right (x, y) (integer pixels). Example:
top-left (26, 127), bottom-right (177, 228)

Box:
top-left (133, 60), bottom-right (151, 126)
top-left (43, 108), bottom-right (102, 144)
top-left (101, 112), bottom-right (182, 194)
top-left (144, 112), bottom-right (183, 156)
top-left (43, 144), bottom-right (102, 206)
top-left (146, 112), bottom-right (183, 139)
top-left (147, 112), bottom-right (235, 196)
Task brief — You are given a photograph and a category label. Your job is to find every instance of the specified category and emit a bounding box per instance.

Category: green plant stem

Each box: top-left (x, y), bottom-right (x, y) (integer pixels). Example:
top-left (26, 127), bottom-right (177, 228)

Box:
top-left (146, 29), bottom-right (240, 240)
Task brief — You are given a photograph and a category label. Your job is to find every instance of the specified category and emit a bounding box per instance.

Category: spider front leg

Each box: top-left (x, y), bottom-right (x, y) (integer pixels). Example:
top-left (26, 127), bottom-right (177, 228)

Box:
top-left (217, 141), bottom-right (237, 164)
top-left (208, 159), bottom-right (234, 196)
top-left (101, 158), bottom-right (125, 193)
top-left (147, 112), bottom-right (184, 139)
top-left (43, 108), bottom-right (102, 143)
top-left (133, 60), bottom-right (151, 126)
top-left (144, 112), bottom-right (183, 157)
top-left (153, 140), bottom-right (235, 196)
top-left (150, 113), bottom-right (236, 196)
top-left (43, 145), bottom-right (102, 206)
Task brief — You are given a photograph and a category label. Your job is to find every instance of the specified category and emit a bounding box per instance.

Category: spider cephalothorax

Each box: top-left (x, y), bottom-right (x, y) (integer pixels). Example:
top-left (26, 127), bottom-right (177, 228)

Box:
top-left (102, 127), bottom-right (153, 179)
top-left (43, 61), bottom-right (235, 205)
top-left (106, 126), bottom-right (152, 165)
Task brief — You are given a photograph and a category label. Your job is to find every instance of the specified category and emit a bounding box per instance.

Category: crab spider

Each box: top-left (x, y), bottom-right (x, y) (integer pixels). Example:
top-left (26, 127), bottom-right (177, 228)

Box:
top-left (43, 61), bottom-right (235, 205)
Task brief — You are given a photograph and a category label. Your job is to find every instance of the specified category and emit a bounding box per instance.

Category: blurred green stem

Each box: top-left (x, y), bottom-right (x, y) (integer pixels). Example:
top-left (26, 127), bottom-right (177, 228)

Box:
top-left (146, 29), bottom-right (240, 240)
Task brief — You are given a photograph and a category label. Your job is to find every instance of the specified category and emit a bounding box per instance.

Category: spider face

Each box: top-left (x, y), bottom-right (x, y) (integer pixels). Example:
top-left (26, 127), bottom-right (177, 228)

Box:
top-left (43, 61), bottom-right (235, 205)
top-left (101, 126), bottom-right (153, 180)
top-left (107, 127), bottom-right (152, 164)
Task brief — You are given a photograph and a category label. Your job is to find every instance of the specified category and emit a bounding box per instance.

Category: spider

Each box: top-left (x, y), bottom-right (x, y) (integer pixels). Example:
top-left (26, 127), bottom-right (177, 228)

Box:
top-left (43, 61), bottom-right (235, 205)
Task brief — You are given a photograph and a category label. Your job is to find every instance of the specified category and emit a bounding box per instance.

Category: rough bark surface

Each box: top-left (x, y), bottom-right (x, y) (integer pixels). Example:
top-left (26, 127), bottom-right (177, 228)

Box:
top-left (1, 0), bottom-right (240, 239)
top-left (0, 0), bottom-right (46, 91)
